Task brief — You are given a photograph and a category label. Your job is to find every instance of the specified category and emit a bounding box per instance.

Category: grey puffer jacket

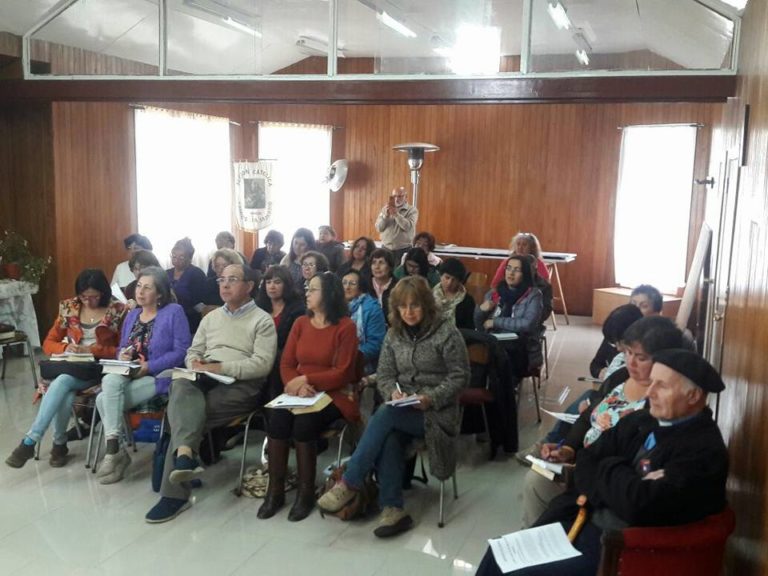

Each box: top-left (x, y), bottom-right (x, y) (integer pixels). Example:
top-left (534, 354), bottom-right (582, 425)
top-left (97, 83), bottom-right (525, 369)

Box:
top-left (377, 316), bottom-right (470, 480)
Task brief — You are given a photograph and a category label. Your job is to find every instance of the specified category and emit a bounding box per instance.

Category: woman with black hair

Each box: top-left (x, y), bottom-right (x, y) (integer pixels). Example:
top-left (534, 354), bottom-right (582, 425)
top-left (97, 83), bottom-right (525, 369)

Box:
top-left (5, 269), bottom-right (125, 469)
top-left (394, 247), bottom-right (440, 287)
top-left (342, 268), bottom-right (386, 374)
top-left (250, 230), bottom-right (286, 274)
top-left (258, 272), bottom-right (359, 522)
top-left (337, 236), bottom-right (375, 282)
top-left (112, 233), bottom-right (153, 289)
top-left (255, 265), bottom-right (306, 399)
top-left (280, 228), bottom-right (316, 286)
top-left (475, 254), bottom-right (543, 375)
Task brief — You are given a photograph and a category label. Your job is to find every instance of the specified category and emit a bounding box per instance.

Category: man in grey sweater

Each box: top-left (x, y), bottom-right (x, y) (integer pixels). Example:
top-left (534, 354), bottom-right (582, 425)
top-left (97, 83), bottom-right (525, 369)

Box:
top-left (146, 263), bottom-right (277, 523)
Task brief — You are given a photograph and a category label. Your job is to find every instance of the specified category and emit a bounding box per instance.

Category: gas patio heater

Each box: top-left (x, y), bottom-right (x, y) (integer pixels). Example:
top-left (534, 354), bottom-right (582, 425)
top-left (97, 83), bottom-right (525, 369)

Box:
top-left (392, 142), bottom-right (439, 210)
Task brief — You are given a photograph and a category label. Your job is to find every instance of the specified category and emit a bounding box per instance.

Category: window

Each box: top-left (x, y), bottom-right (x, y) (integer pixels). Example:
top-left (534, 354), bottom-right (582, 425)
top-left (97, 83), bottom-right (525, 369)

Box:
top-left (257, 122), bottom-right (332, 243)
top-left (134, 107), bottom-right (232, 270)
top-left (614, 125), bottom-right (698, 292)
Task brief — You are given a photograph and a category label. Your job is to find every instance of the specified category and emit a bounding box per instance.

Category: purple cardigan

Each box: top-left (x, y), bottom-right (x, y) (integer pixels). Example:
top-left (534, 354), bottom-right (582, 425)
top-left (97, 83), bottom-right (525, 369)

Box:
top-left (116, 303), bottom-right (191, 395)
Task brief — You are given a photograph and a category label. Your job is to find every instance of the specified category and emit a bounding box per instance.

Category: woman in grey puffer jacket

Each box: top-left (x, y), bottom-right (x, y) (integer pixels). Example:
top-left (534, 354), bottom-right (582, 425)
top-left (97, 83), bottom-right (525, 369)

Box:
top-left (317, 276), bottom-right (469, 538)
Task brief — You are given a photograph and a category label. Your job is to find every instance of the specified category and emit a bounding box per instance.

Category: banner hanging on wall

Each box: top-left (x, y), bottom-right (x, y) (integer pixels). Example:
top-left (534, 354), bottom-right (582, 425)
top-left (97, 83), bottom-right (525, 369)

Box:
top-left (234, 161), bottom-right (275, 231)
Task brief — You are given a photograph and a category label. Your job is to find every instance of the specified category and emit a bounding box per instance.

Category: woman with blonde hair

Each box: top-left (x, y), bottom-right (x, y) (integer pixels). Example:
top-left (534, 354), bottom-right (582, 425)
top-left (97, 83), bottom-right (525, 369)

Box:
top-left (318, 276), bottom-right (469, 538)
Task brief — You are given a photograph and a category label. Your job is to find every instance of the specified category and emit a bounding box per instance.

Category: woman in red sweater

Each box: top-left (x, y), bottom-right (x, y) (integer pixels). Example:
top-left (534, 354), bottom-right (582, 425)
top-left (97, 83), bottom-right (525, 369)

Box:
top-left (258, 272), bottom-right (360, 522)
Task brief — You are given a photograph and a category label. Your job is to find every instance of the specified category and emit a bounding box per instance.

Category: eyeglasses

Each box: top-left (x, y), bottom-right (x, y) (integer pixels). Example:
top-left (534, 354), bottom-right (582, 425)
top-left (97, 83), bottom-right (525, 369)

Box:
top-left (505, 266), bottom-right (523, 273)
top-left (301, 262), bottom-right (317, 269)
top-left (79, 294), bottom-right (101, 302)
top-left (397, 303), bottom-right (422, 312)
top-left (216, 276), bottom-right (245, 285)
top-left (341, 280), bottom-right (359, 287)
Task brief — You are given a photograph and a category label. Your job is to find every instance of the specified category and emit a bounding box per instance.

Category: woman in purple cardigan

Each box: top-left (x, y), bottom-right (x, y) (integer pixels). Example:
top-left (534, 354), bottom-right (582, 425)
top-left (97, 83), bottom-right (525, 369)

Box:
top-left (94, 266), bottom-right (191, 484)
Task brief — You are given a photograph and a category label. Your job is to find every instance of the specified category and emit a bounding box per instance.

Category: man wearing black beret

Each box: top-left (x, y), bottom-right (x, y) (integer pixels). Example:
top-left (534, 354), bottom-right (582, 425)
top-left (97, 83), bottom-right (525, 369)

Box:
top-left (476, 349), bottom-right (729, 576)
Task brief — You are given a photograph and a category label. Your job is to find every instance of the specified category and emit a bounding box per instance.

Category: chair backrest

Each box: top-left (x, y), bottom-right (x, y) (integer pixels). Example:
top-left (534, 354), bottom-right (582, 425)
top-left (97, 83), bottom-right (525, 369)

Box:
top-left (467, 342), bottom-right (490, 365)
top-left (466, 272), bottom-right (489, 306)
top-left (599, 506), bottom-right (736, 576)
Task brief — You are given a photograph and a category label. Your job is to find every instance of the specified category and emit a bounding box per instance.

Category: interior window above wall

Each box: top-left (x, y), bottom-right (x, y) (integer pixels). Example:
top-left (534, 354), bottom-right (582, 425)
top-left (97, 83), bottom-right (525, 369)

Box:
top-left (257, 122), bottom-right (332, 247)
top-left (614, 124), bottom-right (698, 293)
top-left (134, 106), bottom-right (232, 270)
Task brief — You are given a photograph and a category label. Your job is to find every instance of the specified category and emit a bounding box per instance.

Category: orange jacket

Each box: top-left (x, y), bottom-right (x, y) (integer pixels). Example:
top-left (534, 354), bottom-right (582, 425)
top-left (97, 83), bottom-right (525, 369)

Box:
top-left (42, 297), bottom-right (125, 359)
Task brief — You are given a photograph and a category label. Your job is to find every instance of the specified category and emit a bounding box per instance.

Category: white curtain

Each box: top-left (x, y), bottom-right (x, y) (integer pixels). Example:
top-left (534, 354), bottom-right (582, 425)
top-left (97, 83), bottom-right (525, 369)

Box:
top-left (614, 125), bottom-right (698, 293)
top-left (257, 122), bottom-right (332, 244)
top-left (135, 107), bottom-right (232, 269)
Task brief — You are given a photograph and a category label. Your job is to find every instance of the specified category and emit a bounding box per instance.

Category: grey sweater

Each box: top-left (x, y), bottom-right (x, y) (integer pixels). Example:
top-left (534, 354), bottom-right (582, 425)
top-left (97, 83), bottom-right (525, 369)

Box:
top-left (185, 303), bottom-right (277, 382)
top-left (377, 315), bottom-right (470, 479)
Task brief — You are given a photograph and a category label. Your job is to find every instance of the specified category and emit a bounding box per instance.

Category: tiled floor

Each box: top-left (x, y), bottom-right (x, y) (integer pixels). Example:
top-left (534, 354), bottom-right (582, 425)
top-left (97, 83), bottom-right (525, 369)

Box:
top-left (0, 316), bottom-right (602, 576)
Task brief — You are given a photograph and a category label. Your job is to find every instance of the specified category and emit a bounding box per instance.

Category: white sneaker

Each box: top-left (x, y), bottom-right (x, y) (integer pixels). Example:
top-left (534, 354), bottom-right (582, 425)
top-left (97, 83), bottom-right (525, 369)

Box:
top-left (98, 449), bottom-right (131, 484)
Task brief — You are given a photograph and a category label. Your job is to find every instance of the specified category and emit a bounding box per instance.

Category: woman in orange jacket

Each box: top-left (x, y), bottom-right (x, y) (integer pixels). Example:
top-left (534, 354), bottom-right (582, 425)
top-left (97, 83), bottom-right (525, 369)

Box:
top-left (5, 269), bottom-right (125, 469)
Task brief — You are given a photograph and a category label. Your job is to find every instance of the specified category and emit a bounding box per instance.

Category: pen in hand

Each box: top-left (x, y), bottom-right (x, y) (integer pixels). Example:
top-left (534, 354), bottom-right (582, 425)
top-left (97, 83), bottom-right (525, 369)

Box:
top-left (547, 440), bottom-right (565, 462)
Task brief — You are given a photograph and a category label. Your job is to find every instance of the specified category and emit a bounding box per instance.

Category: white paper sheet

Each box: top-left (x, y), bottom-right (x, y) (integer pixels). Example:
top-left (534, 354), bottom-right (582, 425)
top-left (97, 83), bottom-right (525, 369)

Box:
top-left (542, 408), bottom-right (579, 424)
top-left (385, 395), bottom-right (422, 407)
top-left (266, 392), bottom-right (327, 409)
top-left (525, 455), bottom-right (565, 475)
top-left (111, 283), bottom-right (128, 304)
top-left (488, 523), bottom-right (581, 572)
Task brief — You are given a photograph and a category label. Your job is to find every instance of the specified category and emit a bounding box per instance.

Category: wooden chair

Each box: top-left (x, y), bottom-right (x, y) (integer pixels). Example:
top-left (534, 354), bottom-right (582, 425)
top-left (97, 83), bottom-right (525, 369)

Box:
top-left (598, 507), bottom-right (736, 576)
top-left (459, 343), bottom-right (495, 459)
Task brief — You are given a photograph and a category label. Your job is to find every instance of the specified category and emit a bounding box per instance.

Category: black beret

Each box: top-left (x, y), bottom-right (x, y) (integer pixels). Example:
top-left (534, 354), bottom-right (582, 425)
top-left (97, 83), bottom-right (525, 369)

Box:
top-left (439, 258), bottom-right (468, 283)
top-left (652, 349), bottom-right (725, 393)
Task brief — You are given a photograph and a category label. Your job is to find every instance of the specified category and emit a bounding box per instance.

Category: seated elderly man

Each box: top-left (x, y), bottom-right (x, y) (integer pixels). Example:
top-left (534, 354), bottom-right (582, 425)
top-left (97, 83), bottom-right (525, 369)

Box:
top-left (145, 263), bottom-right (277, 523)
top-left (476, 349), bottom-right (728, 576)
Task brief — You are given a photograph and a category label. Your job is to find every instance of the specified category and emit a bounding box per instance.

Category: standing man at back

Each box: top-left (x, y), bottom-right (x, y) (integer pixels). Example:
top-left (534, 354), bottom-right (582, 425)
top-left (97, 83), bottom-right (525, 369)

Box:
top-left (375, 186), bottom-right (419, 263)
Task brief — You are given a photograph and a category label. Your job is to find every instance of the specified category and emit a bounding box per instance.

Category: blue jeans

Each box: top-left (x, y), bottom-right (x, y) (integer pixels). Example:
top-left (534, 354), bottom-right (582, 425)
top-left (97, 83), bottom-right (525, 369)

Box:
top-left (343, 405), bottom-right (425, 509)
top-left (27, 374), bottom-right (93, 445)
top-left (543, 390), bottom-right (592, 444)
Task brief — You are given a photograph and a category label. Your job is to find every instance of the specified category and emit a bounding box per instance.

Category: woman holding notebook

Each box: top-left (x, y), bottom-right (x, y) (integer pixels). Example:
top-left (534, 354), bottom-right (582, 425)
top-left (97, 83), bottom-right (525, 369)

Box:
top-left (94, 266), bottom-right (190, 484)
top-left (5, 269), bottom-right (124, 469)
top-left (318, 276), bottom-right (470, 538)
top-left (258, 272), bottom-right (359, 522)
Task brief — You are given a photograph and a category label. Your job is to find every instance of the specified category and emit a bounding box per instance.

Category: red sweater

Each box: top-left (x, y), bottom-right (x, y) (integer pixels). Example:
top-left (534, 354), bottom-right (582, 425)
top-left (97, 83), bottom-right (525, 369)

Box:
top-left (280, 316), bottom-right (361, 422)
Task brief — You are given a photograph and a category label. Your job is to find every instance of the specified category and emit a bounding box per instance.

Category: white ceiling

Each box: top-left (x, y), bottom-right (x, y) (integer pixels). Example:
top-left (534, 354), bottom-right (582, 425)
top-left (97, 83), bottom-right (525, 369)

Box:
top-left (0, 0), bottom-right (739, 75)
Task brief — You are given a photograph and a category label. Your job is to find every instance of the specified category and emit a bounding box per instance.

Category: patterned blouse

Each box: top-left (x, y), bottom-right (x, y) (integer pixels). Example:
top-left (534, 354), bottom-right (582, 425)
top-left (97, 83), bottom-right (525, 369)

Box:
top-left (583, 382), bottom-right (646, 448)
top-left (127, 318), bottom-right (155, 361)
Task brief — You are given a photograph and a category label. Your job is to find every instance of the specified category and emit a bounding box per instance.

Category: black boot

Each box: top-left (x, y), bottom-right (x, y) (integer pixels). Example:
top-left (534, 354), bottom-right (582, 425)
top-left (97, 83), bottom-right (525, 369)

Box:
top-left (257, 438), bottom-right (289, 519)
top-left (288, 441), bottom-right (317, 522)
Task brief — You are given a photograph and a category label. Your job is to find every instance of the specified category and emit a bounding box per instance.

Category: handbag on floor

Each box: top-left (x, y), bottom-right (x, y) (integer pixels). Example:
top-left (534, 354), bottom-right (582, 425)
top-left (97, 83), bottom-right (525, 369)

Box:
top-left (318, 464), bottom-right (378, 521)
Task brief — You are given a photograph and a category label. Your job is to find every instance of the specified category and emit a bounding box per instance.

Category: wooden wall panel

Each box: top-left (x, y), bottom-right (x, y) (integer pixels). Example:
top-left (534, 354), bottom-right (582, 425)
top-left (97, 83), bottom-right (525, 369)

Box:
top-left (0, 104), bottom-right (58, 337)
top-left (713, 1), bottom-right (768, 574)
top-left (51, 102), bottom-right (136, 327)
top-left (340, 102), bottom-right (719, 315)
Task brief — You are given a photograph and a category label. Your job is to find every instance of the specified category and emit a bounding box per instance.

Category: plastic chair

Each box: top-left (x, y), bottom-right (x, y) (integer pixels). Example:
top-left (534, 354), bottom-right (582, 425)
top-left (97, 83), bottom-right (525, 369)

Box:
top-left (598, 506), bottom-right (736, 576)
top-left (0, 331), bottom-right (38, 388)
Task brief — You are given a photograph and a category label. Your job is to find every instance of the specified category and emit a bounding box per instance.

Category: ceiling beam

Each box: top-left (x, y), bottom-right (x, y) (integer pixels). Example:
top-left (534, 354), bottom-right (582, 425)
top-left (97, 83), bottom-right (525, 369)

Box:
top-left (0, 75), bottom-right (736, 105)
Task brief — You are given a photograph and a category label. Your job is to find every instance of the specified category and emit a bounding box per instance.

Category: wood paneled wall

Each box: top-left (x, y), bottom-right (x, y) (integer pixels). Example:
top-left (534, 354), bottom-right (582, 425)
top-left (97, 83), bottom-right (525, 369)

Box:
top-left (713, 1), bottom-right (768, 573)
top-left (341, 102), bottom-right (718, 315)
top-left (0, 104), bottom-right (58, 332)
top-left (51, 102), bottom-right (137, 314)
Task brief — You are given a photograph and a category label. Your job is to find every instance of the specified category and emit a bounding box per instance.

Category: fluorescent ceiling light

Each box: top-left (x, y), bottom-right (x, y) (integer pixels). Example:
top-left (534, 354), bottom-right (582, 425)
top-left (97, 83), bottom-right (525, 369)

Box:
top-left (378, 10), bottom-right (417, 38)
top-left (547, 1), bottom-right (572, 30)
top-left (434, 24), bottom-right (500, 75)
top-left (296, 36), bottom-right (346, 58)
top-left (719, 0), bottom-right (748, 9)
top-left (224, 17), bottom-right (261, 37)
top-left (572, 30), bottom-right (591, 54)
top-left (575, 49), bottom-right (589, 66)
